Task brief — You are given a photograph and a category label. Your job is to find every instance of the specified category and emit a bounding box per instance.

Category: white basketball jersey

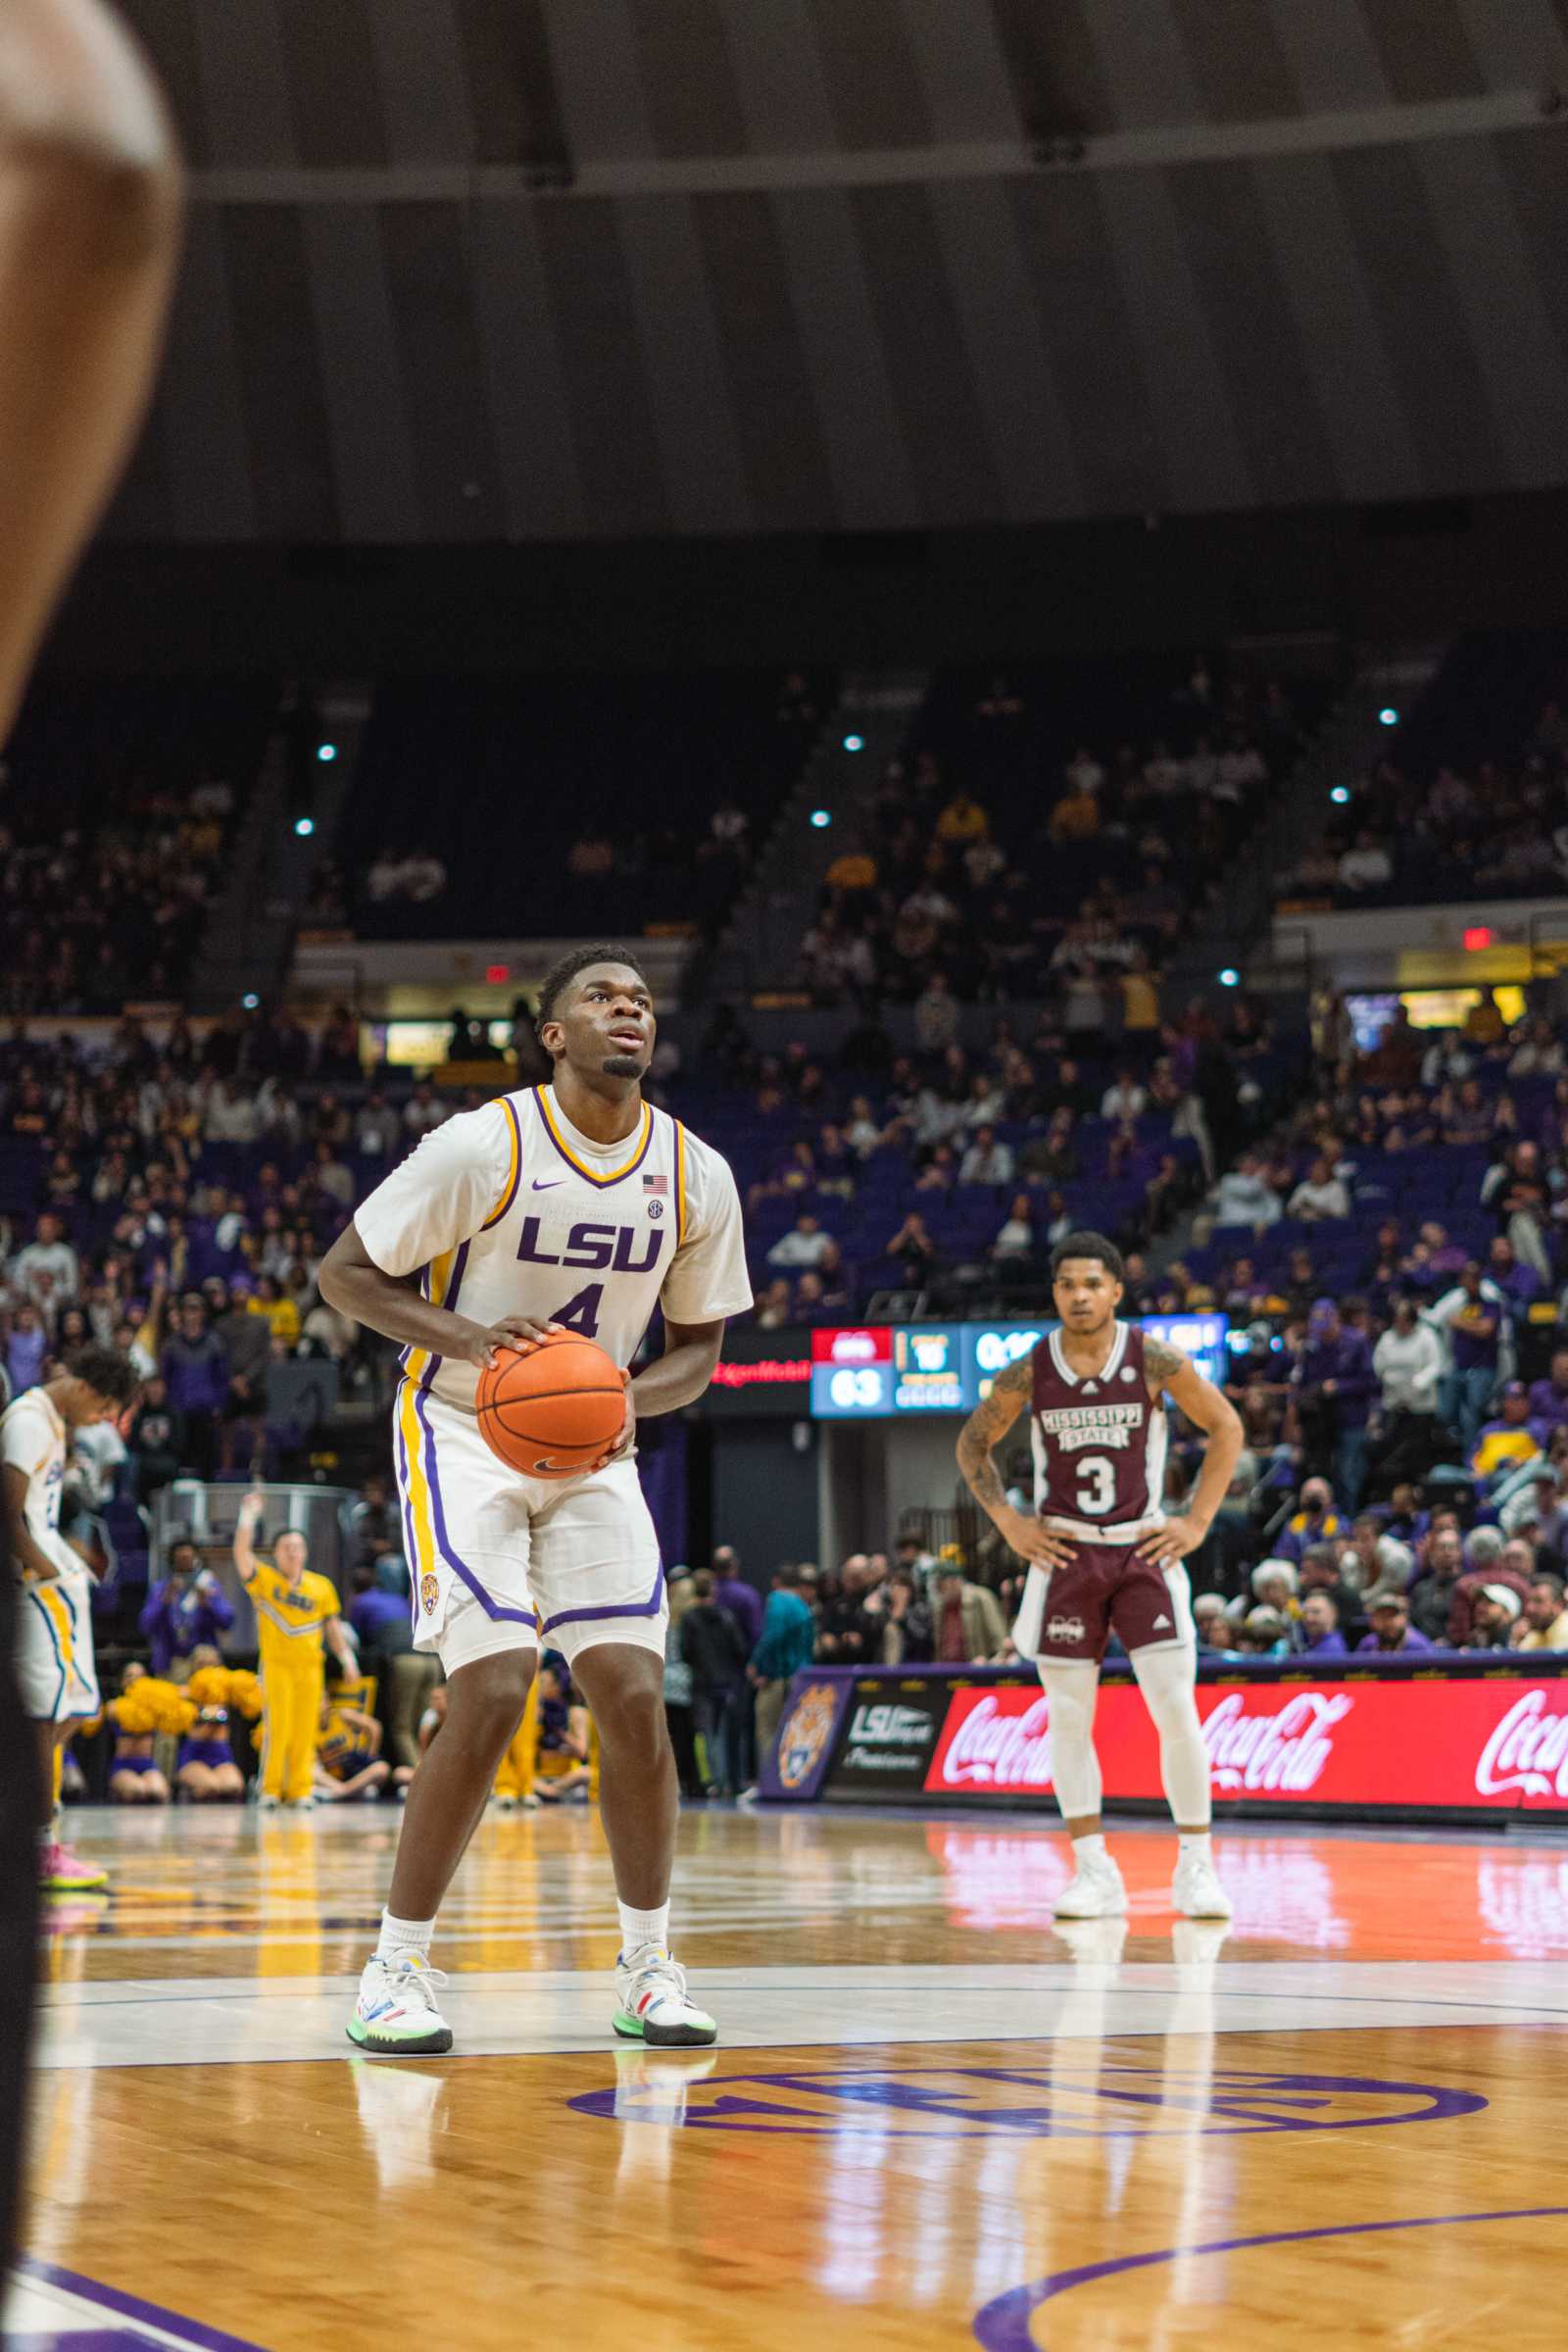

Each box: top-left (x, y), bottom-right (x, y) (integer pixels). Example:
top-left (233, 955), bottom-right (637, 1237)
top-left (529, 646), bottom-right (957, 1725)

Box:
top-left (1, 1388), bottom-right (83, 1580)
top-left (355, 1084), bottom-right (752, 1411)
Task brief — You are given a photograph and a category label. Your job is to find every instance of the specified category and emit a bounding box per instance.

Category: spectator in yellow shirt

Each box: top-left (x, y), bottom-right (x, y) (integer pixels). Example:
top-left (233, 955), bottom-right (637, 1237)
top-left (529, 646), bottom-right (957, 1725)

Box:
top-left (1470, 1384), bottom-right (1541, 1483)
top-left (935, 791), bottom-right (989, 844)
top-left (248, 1273), bottom-right (300, 1348)
top-left (1048, 783), bottom-right (1100, 842)
top-left (824, 841), bottom-right (878, 897)
top-left (1514, 1573), bottom-right (1568, 1650)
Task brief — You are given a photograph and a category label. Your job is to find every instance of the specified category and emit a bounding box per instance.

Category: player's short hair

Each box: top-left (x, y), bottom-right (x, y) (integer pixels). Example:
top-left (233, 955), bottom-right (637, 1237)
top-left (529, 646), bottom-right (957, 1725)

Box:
top-left (535, 944), bottom-right (648, 1040)
top-left (1049, 1231), bottom-right (1126, 1285)
top-left (65, 1345), bottom-right (142, 1409)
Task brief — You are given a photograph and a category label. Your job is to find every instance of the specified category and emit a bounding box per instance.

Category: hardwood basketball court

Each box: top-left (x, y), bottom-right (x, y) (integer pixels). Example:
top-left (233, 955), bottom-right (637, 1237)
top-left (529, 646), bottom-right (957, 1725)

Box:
top-left (11, 1804), bottom-right (1568, 2348)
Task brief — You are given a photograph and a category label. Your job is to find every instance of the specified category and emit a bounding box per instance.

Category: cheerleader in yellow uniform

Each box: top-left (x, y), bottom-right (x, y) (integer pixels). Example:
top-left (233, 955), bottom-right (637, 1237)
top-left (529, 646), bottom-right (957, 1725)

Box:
top-left (104, 1663), bottom-right (171, 1805)
top-left (232, 1491), bottom-right (356, 1806)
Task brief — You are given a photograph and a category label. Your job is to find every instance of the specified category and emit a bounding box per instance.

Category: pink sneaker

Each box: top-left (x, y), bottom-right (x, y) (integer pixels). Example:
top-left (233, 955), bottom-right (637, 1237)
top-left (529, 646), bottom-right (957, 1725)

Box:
top-left (40, 1840), bottom-right (109, 1893)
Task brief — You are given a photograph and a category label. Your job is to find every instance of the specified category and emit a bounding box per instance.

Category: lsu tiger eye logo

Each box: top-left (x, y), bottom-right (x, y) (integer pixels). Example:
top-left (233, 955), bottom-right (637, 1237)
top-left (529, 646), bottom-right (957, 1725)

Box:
top-left (777, 1685), bottom-right (839, 1790)
top-left (419, 1572), bottom-right (439, 1616)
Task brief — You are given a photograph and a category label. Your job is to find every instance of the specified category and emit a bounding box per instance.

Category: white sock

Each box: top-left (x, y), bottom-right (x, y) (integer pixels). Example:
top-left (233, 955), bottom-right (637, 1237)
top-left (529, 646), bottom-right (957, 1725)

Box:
top-left (618, 1900), bottom-right (669, 1956)
top-left (376, 1909), bottom-right (435, 1965)
top-left (1178, 1833), bottom-right (1212, 1863)
top-left (1071, 1833), bottom-right (1108, 1868)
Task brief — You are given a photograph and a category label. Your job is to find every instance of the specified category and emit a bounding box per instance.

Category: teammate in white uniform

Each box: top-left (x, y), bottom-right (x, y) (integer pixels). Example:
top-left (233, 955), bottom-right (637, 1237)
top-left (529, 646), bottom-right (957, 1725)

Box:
top-left (322, 947), bottom-right (753, 2054)
top-left (2, 1348), bottom-right (143, 1892)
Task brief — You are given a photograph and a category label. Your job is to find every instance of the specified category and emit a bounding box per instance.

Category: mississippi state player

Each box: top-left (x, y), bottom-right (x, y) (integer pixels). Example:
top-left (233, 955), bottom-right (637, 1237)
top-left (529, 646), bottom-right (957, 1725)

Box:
top-left (956, 1231), bottom-right (1242, 1920)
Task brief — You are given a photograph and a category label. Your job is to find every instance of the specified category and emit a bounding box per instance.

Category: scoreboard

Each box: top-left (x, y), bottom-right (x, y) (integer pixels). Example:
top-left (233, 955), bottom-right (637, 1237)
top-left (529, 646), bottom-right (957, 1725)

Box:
top-left (808, 1315), bottom-right (1229, 1419)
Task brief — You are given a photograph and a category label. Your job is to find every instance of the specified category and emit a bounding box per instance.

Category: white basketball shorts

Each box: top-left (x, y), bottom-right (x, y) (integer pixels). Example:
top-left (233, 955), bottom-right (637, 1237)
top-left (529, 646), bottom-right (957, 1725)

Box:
top-left (17, 1571), bottom-right (101, 1722)
top-left (392, 1382), bottom-right (667, 1675)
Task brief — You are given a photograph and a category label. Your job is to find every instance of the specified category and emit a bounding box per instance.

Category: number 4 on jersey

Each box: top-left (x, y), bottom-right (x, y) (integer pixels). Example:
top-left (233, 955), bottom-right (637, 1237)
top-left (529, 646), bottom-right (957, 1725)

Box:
top-left (551, 1284), bottom-right (603, 1339)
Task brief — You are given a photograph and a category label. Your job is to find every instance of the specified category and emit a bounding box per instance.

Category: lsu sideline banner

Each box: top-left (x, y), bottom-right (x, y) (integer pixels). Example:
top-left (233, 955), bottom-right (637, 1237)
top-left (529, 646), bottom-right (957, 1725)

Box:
top-left (763, 1662), bottom-right (1568, 1819)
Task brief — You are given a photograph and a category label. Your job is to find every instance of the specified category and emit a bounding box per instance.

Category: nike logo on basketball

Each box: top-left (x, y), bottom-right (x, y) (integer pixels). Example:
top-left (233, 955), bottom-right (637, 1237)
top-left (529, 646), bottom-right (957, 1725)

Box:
top-left (532, 1179), bottom-right (565, 1191)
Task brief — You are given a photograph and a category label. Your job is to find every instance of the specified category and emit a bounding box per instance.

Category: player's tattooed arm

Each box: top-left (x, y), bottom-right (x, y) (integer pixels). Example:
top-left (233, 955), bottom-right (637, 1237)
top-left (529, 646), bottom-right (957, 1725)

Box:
top-left (956, 1355), bottom-right (1074, 1568)
top-left (1136, 1341), bottom-right (1246, 1566)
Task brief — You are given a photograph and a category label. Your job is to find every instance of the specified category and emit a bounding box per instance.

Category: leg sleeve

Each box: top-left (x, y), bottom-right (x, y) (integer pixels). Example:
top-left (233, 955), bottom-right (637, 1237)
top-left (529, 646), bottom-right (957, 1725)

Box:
top-left (1130, 1642), bottom-right (1211, 1828)
top-left (1038, 1659), bottom-right (1102, 1820)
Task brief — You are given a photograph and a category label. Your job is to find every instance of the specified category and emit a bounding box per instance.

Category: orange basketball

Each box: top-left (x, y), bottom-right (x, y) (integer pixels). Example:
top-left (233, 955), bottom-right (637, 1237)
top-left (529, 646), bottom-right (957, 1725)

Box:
top-left (474, 1332), bottom-right (626, 1480)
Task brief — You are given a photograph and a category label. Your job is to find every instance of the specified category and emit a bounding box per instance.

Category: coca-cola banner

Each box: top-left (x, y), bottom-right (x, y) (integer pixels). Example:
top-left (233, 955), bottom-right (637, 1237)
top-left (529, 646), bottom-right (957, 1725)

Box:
top-left (922, 1677), bottom-right (1568, 1814)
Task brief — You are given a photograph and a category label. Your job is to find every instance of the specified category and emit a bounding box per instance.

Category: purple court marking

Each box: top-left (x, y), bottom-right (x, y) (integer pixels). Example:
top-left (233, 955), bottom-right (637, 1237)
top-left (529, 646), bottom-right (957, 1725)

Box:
top-left (567, 2060), bottom-right (1486, 2140)
top-left (14, 2256), bottom-right (268, 2352)
top-left (971, 2205), bottom-right (1568, 2351)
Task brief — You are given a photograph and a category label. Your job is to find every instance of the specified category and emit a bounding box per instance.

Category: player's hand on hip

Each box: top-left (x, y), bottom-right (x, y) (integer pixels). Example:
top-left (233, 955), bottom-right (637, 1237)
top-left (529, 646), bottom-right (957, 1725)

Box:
top-left (466, 1315), bottom-right (565, 1370)
top-left (591, 1367), bottom-right (635, 1471)
top-left (1135, 1515), bottom-right (1205, 1566)
top-left (999, 1508), bottom-right (1074, 1568)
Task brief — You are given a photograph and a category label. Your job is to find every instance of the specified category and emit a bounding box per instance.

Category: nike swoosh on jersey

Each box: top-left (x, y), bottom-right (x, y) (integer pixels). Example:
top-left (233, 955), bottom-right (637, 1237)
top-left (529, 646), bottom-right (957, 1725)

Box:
top-left (531, 1179), bottom-right (565, 1191)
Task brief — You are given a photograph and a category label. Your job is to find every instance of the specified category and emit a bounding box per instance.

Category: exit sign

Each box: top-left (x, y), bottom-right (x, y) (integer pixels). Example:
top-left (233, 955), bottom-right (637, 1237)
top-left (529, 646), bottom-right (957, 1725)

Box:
top-left (1463, 928), bottom-right (1492, 952)
top-left (485, 963), bottom-right (511, 984)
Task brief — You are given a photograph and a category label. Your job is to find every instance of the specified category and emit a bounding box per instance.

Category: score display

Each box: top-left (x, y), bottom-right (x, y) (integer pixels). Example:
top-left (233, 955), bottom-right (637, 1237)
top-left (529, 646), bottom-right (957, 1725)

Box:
top-left (808, 1314), bottom-right (1229, 1419)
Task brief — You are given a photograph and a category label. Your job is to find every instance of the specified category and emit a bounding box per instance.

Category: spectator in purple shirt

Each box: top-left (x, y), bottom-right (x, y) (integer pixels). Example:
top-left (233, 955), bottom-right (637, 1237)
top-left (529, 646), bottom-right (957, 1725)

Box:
top-left (710, 1544), bottom-right (763, 1653)
top-left (1290, 1299), bottom-right (1376, 1511)
top-left (1527, 1348), bottom-right (1568, 1431)
top-left (1354, 1593), bottom-right (1436, 1655)
top-left (160, 1294), bottom-right (231, 1478)
top-left (138, 1538), bottom-right (236, 1677)
top-left (1275, 1477), bottom-right (1346, 1565)
top-left (1299, 1591), bottom-right (1348, 1658)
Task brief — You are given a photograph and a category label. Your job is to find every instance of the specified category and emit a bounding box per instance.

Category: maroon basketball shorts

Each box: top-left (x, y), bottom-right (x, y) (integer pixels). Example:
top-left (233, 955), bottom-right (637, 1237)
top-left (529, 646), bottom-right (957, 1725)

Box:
top-left (1013, 1537), bottom-right (1194, 1664)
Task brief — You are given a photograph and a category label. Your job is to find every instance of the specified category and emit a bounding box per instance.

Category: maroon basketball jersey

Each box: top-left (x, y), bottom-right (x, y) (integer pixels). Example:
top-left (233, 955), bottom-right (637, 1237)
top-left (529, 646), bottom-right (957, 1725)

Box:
top-left (1029, 1321), bottom-right (1165, 1527)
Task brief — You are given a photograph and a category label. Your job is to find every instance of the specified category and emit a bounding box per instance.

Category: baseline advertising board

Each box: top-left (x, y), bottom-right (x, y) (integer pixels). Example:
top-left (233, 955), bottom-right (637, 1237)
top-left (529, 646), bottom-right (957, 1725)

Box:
top-left (808, 1314), bottom-right (1228, 1419)
top-left (795, 1665), bottom-right (1568, 1819)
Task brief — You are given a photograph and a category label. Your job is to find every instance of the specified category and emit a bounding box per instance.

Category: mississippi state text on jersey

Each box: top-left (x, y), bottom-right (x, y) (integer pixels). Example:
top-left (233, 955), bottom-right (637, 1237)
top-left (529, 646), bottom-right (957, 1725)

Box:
top-left (1030, 1322), bottom-right (1167, 1530)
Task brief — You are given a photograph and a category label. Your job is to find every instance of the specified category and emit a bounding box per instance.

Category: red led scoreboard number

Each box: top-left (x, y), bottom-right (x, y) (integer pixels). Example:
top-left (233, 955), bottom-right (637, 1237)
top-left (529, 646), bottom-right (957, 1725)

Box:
top-left (809, 1326), bottom-right (894, 1416)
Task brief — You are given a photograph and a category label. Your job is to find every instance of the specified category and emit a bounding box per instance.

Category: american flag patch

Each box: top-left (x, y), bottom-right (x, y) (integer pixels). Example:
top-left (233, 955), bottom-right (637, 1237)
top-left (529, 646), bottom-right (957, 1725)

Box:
top-left (643, 1173), bottom-right (669, 1195)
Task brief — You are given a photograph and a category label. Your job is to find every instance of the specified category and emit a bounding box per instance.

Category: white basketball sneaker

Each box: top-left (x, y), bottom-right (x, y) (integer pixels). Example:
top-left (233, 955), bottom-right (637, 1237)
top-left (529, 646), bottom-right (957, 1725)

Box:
top-left (1053, 1851), bottom-right (1128, 1919)
top-left (346, 1952), bottom-right (454, 2056)
top-left (1171, 1851), bottom-right (1233, 1920)
top-left (612, 1946), bottom-right (718, 2046)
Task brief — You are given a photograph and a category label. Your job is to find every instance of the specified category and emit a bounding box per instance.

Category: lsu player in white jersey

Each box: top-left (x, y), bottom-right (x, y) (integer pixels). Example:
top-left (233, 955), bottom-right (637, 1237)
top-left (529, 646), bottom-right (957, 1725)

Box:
top-left (2, 1348), bottom-right (143, 1893)
top-left (321, 946), bottom-right (753, 2055)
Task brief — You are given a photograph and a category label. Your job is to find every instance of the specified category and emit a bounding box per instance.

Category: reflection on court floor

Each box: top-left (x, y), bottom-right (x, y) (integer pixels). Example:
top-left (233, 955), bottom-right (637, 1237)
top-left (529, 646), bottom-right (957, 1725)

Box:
top-left (13, 1805), bottom-right (1568, 2351)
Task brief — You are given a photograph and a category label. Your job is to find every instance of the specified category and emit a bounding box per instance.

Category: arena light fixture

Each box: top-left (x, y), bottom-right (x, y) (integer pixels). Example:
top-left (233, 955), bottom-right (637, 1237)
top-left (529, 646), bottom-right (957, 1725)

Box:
top-left (842, 733), bottom-right (863, 752)
top-left (317, 742), bottom-right (337, 762)
top-left (1378, 707), bottom-right (1399, 726)
top-left (242, 993), bottom-right (260, 1010)
top-left (810, 808), bottom-right (832, 828)
top-left (1217, 967), bottom-right (1240, 988)
top-left (294, 815), bottom-right (315, 837)
top-left (1329, 784), bottom-right (1350, 804)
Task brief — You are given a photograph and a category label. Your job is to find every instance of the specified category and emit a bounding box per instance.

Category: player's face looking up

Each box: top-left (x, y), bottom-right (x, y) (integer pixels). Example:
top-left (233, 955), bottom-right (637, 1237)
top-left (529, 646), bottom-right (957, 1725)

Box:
top-left (544, 963), bottom-right (656, 1084)
top-left (1052, 1258), bottom-right (1123, 1337)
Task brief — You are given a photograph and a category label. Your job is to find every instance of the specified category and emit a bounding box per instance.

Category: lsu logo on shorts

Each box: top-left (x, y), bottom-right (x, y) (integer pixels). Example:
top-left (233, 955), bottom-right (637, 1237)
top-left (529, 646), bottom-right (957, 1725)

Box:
top-left (419, 1571), bottom-right (440, 1616)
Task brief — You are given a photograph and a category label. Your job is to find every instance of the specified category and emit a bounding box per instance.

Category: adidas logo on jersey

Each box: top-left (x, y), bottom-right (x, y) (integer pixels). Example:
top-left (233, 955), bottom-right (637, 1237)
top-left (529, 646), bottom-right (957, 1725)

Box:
top-left (1152, 1613), bottom-right (1171, 1629)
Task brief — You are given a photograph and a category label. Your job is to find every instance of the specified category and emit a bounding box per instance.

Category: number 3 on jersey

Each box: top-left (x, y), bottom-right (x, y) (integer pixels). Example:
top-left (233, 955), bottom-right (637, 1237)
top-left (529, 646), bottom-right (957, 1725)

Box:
top-left (550, 1284), bottom-right (603, 1338)
top-left (1074, 1454), bottom-right (1117, 1517)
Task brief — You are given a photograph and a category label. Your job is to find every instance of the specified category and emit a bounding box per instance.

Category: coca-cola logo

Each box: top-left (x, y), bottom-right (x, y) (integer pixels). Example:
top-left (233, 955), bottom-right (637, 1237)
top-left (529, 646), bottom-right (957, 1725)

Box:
top-left (937, 1692), bottom-right (1056, 1789)
top-left (1202, 1690), bottom-right (1352, 1793)
top-left (1475, 1690), bottom-right (1568, 1799)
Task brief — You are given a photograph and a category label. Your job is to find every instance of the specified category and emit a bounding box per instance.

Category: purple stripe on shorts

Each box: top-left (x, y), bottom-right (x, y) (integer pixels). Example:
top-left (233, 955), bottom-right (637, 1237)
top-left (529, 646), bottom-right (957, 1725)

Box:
top-left (412, 1383), bottom-right (538, 1630)
top-left (538, 1554), bottom-right (664, 1636)
top-left (970, 2205), bottom-right (1568, 2351)
top-left (14, 2255), bottom-right (268, 2351)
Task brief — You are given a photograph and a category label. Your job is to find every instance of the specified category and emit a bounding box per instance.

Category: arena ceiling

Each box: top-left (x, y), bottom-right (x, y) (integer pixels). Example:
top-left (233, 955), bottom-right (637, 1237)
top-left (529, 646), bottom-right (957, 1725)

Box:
top-left (112, 0), bottom-right (1568, 542)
